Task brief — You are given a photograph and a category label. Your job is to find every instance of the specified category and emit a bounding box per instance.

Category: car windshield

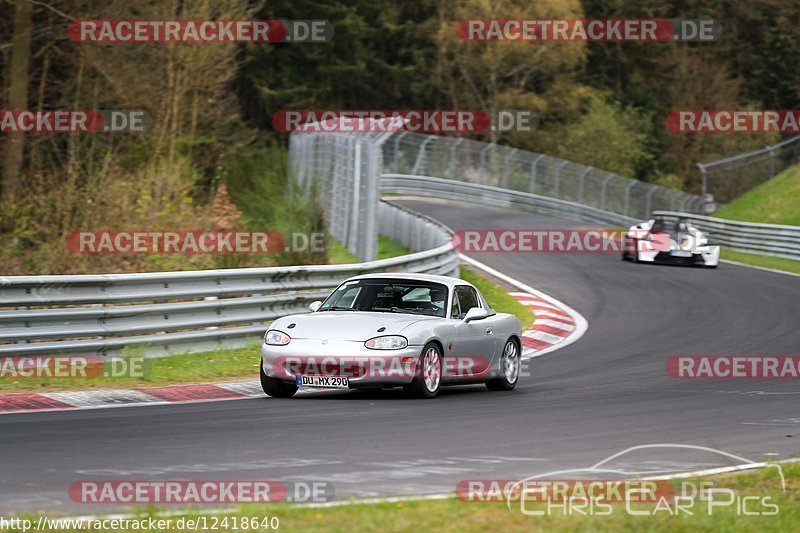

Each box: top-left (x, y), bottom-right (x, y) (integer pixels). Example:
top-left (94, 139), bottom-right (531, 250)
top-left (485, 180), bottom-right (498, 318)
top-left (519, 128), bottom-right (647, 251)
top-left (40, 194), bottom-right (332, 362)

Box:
top-left (319, 278), bottom-right (448, 317)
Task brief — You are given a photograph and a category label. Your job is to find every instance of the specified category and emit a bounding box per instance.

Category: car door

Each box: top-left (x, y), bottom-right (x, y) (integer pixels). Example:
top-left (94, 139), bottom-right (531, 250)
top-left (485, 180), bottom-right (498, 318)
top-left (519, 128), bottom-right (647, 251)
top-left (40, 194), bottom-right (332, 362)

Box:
top-left (450, 285), bottom-right (496, 380)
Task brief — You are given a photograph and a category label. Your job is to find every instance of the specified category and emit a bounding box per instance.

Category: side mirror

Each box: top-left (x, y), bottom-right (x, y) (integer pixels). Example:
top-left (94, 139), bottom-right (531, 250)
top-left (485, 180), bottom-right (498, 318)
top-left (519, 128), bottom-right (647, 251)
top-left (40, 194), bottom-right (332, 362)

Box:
top-left (464, 307), bottom-right (488, 323)
top-left (309, 301), bottom-right (322, 312)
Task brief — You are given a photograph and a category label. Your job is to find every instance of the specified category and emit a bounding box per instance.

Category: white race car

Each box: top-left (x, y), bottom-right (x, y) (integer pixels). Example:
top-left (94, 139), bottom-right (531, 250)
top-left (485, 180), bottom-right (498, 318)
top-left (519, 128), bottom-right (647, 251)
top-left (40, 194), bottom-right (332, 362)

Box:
top-left (622, 215), bottom-right (719, 268)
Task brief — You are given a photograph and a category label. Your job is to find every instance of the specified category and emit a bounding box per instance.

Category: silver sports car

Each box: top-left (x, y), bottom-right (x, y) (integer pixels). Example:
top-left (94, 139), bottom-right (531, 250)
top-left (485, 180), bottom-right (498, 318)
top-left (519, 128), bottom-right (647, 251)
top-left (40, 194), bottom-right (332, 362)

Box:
top-left (260, 273), bottom-right (523, 398)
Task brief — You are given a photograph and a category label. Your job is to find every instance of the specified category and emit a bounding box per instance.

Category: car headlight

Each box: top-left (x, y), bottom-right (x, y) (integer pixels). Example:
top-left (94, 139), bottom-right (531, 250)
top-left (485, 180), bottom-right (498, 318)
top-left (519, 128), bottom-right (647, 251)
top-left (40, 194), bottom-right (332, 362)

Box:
top-left (365, 335), bottom-right (408, 350)
top-left (264, 329), bottom-right (291, 346)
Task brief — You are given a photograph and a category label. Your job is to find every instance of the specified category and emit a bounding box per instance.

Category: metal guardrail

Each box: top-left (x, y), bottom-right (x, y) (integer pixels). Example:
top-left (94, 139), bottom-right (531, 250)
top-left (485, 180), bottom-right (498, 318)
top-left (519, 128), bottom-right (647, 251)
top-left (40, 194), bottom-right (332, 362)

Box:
top-left (653, 211), bottom-right (800, 261)
top-left (382, 174), bottom-right (639, 227)
top-left (0, 200), bottom-right (457, 357)
top-left (3, 128), bottom-right (797, 358)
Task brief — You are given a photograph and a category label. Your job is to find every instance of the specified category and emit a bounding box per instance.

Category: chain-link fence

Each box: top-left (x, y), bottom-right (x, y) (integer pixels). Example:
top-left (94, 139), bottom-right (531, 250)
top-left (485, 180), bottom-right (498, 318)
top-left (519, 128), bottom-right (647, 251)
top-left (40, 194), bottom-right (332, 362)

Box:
top-left (289, 131), bottom-right (392, 262)
top-left (697, 136), bottom-right (800, 203)
top-left (383, 133), bottom-right (705, 220)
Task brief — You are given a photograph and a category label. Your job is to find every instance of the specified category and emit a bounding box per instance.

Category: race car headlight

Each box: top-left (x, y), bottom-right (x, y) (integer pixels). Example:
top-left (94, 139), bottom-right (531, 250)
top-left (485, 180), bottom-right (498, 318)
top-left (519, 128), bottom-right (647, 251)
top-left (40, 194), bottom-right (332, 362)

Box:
top-left (264, 329), bottom-right (291, 346)
top-left (365, 335), bottom-right (408, 350)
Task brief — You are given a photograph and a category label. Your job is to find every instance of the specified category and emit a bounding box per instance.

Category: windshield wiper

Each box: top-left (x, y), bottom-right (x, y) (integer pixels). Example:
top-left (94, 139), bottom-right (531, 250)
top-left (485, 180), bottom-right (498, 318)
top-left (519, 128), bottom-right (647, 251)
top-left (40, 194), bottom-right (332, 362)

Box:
top-left (318, 306), bottom-right (355, 311)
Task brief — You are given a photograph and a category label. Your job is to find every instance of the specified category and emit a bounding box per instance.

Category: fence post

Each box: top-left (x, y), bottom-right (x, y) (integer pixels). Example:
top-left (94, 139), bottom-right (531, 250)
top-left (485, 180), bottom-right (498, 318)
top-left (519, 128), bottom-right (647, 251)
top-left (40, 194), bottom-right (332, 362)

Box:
top-left (600, 173), bottom-right (614, 211)
top-left (671, 190), bottom-right (681, 211)
top-left (529, 154), bottom-right (544, 194)
top-left (448, 138), bottom-right (464, 180)
top-left (479, 143), bottom-right (493, 185)
top-left (578, 167), bottom-right (591, 203)
top-left (393, 132), bottom-right (409, 173)
top-left (554, 160), bottom-right (567, 199)
top-left (412, 135), bottom-right (435, 176)
top-left (679, 194), bottom-right (692, 212)
top-left (645, 185), bottom-right (658, 218)
top-left (766, 144), bottom-right (777, 177)
top-left (502, 148), bottom-right (517, 188)
top-left (695, 162), bottom-right (708, 196)
top-left (348, 139), bottom-right (362, 255)
top-left (623, 181), bottom-right (637, 217)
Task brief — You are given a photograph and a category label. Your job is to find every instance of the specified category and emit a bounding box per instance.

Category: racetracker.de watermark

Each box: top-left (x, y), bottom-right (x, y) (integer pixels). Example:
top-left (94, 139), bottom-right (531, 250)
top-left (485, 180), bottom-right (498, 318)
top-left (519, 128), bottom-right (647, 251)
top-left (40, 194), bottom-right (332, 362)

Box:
top-left (0, 110), bottom-right (151, 133)
top-left (667, 110), bottom-right (800, 133)
top-left (452, 229), bottom-right (670, 253)
top-left (269, 355), bottom-right (532, 380)
top-left (69, 480), bottom-right (332, 504)
top-left (273, 110), bottom-right (538, 133)
top-left (66, 231), bottom-right (325, 254)
top-left (456, 19), bottom-right (721, 42)
top-left (666, 356), bottom-right (800, 378)
top-left (68, 19), bottom-right (333, 43)
top-left (0, 356), bottom-right (148, 379)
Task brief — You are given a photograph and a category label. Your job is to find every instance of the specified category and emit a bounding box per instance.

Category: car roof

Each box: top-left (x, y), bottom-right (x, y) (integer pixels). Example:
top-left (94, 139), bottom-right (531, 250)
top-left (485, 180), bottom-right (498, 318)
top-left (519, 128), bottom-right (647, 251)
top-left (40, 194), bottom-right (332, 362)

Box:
top-left (344, 272), bottom-right (473, 289)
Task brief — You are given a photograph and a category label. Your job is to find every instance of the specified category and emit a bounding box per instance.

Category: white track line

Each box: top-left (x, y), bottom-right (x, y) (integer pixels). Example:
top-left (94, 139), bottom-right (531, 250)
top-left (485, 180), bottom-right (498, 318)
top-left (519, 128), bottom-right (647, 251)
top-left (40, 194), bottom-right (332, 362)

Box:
top-left (720, 258), bottom-right (800, 277)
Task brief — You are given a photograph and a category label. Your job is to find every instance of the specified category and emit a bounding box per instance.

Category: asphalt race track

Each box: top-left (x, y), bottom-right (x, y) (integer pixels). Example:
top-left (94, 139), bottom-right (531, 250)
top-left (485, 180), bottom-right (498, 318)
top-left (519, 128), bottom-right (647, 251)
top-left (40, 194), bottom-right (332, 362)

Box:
top-left (2, 198), bottom-right (799, 514)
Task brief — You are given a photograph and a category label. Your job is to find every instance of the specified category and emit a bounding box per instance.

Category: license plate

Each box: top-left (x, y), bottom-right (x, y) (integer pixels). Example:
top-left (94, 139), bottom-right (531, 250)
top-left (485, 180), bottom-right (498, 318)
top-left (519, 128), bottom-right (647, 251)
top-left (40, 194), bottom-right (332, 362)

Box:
top-left (670, 250), bottom-right (692, 257)
top-left (296, 375), bottom-right (349, 389)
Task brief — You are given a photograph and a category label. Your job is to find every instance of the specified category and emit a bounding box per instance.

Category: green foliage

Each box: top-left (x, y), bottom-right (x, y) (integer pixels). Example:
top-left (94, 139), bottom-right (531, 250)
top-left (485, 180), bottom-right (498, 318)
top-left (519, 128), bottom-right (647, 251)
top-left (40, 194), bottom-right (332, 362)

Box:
top-left (539, 97), bottom-right (654, 179)
top-left (221, 141), bottom-right (327, 266)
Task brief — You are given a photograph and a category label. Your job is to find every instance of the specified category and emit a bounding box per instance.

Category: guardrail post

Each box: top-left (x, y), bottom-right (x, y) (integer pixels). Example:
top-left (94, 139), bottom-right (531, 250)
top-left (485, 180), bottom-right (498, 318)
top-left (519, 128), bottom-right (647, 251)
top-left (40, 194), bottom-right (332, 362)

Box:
top-left (554, 160), bottom-right (567, 199)
top-left (599, 173), bottom-right (614, 211)
top-left (578, 167), bottom-right (591, 203)
top-left (623, 181), bottom-right (637, 217)
top-left (529, 154), bottom-right (544, 194)
top-left (479, 143), bottom-right (493, 185)
top-left (502, 148), bottom-right (517, 189)
top-left (448, 138), bottom-right (464, 180)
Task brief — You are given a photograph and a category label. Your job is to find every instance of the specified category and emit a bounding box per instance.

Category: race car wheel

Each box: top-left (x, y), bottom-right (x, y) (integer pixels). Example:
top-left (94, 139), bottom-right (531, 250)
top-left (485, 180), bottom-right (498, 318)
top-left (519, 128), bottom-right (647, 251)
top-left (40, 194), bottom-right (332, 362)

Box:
top-left (260, 361), bottom-right (298, 398)
top-left (631, 241), bottom-right (640, 263)
top-left (486, 338), bottom-right (520, 391)
top-left (404, 342), bottom-right (442, 399)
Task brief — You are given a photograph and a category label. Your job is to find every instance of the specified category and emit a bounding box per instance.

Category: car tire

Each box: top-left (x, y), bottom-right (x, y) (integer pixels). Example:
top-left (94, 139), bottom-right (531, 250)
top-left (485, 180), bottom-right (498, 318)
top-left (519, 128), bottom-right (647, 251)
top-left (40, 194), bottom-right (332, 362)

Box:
top-left (260, 361), bottom-right (298, 398)
top-left (486, 338), bottom-right (520, 391)
top-left (404, 342), bottom-right (442, 399)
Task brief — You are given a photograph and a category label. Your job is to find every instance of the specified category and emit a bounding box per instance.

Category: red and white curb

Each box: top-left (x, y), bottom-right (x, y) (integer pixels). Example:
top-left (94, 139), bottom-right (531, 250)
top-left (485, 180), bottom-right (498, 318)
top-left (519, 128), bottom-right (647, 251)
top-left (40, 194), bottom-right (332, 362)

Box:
top-left (0, 256), bottom-right (587, 415)
top-left (512, 292), bottom-right (577, 357)
top-left (459, 253), bottom-right (588, 359)
top-left (0, 381), bottom-right (266, 415)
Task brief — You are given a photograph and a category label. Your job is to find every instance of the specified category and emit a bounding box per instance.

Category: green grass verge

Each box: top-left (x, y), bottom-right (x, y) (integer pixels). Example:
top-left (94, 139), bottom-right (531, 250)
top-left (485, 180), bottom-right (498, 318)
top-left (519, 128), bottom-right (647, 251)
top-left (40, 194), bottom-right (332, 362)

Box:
top-left (460, 267), bottom-right (535, 328)
top-left (0, 345), bottom-right (260, 395)
top-left (326, 235), bottom-right (412, 264)
top-left (19, 462), bottom-right (799, 532)
top-left (714, 165), bottom-right (800, 226)
top-left (1, 244), bottom-right (533, 394)
top-left (721, 248), bottom-right (800, 275)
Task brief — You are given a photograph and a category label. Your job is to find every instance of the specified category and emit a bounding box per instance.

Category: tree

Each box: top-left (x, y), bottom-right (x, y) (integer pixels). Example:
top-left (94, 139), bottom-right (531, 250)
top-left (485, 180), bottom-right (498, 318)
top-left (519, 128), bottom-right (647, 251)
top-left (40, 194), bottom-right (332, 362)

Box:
top-left (2, 0), bottom-right (32, 207)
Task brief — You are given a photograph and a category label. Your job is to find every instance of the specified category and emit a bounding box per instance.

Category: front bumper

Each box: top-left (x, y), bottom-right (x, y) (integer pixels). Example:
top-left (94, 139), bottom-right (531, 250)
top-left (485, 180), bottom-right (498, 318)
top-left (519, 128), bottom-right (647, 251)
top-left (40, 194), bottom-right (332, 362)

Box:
top-left (638, 247), bottom-right (720, 267)
top-left (262, 339), bottom-right (423, 388)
